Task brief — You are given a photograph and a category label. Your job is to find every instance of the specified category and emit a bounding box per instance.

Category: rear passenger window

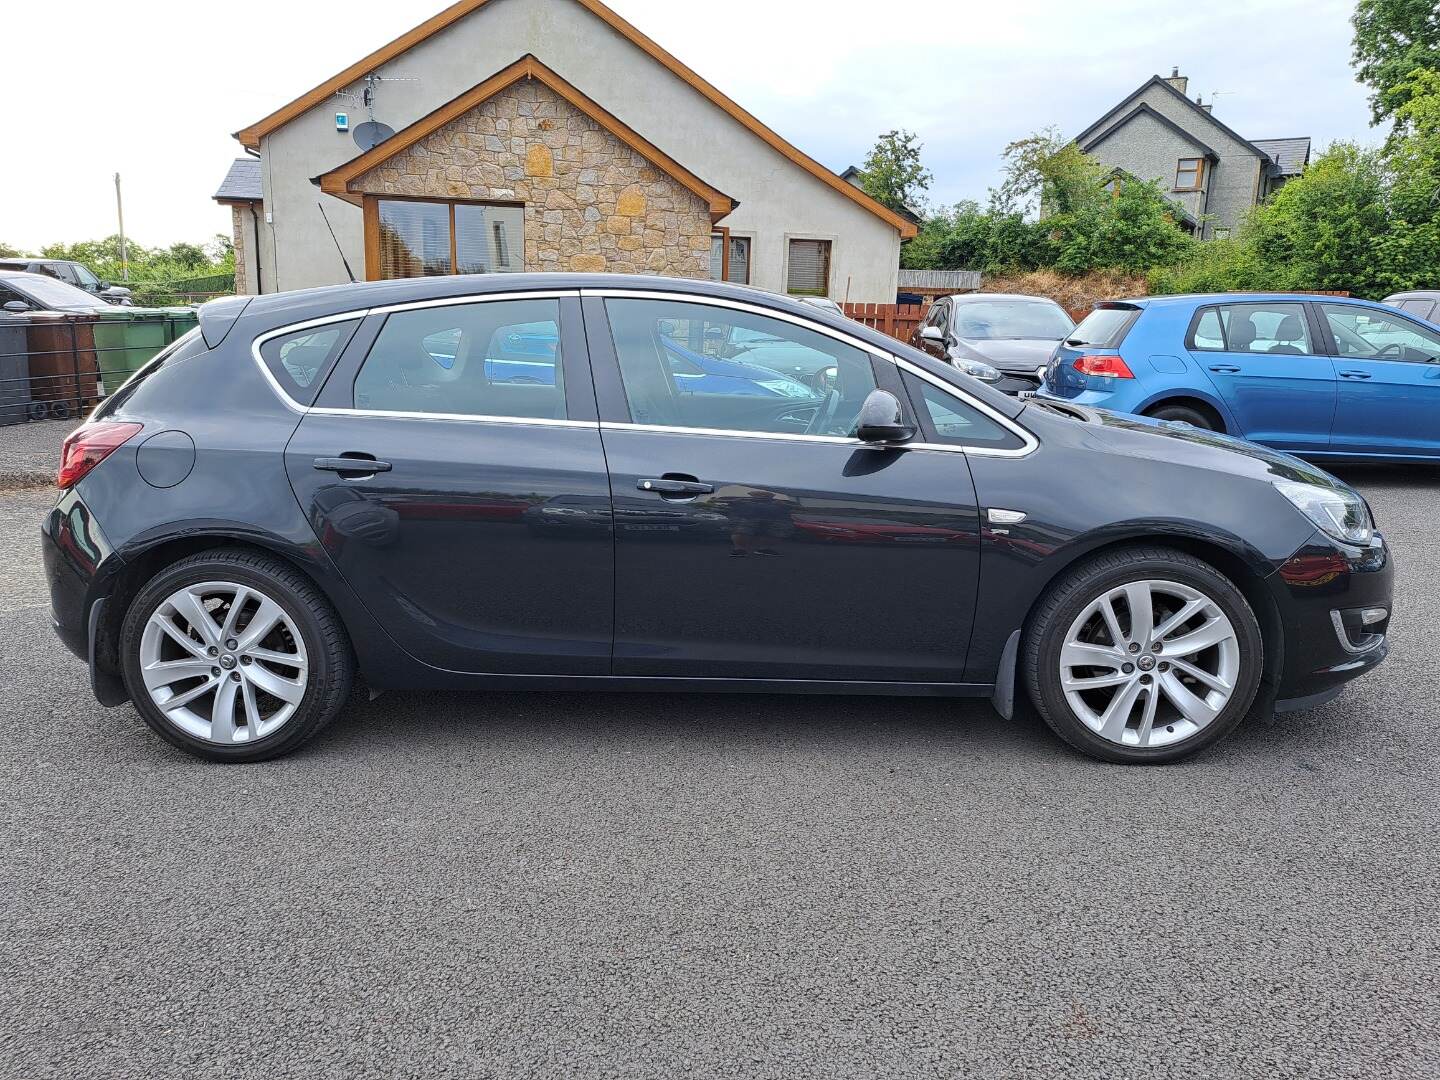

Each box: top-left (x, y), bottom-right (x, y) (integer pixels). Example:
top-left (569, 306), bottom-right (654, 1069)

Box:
top-left (353, 299), bottom-right (565, 420)
top-left (259, 321), bottom-right (359, 405)
top-left (1189, 303), bottom-right (1313, 355)
top-left (903, 372), bottom-right (1025, 450)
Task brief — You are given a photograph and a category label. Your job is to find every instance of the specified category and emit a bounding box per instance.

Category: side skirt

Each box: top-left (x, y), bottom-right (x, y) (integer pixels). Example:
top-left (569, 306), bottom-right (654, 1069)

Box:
top-left (366, 671), bottom-right (995, 698)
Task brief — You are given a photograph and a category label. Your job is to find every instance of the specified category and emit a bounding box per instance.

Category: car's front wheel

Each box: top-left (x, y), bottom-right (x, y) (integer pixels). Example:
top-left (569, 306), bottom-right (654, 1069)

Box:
top-left (120, 548), bottom-right (353, 762)
top-left (1024, 547), bottom-right (1263, 764)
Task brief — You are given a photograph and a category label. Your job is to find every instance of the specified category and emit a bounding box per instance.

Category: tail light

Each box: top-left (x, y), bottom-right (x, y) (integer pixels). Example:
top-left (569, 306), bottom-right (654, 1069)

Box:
top-left (1073, 354), bottom-right (1135, 379)
top-left (57, 422), bottom-right (143, 489)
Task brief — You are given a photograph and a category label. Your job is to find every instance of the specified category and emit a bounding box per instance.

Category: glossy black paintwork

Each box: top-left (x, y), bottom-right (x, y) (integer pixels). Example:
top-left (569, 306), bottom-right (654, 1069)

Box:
top-left (42, 273), bottom-right (1391, 710)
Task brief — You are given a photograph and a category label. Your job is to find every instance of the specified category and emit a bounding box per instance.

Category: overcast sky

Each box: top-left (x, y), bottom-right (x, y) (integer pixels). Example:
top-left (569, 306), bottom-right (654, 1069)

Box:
top-left (1, 0), bottom-right (1375, 252)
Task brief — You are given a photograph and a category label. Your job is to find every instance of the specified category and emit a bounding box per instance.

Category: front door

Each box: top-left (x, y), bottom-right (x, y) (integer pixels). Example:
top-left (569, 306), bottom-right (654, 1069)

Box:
top-left (1185, 300), bottom-right (1336, 452)
top-left (1317, 301), bottom-right (1440, 458)
top-left (284, 293), bottom-right (614, 674)
top-left (587, 293), bottom-right (983, 683)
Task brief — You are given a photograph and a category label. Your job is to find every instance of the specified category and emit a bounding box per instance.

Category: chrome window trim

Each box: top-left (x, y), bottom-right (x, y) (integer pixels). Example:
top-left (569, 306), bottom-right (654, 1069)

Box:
top-left (601, 421), bottom-right (868, 447)
top-left (584, 288), bottom-right (1038, 457)
top-left (248, 289), bottom-right (580, 418)
top-left (251, 311), bottom-right (371, 414)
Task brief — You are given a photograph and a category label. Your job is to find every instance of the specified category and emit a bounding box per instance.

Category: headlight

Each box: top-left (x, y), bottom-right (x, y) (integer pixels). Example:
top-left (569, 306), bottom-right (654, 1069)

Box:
top-left (952, 357), bottom-right (1001, 382)
top-left (756, 378), bottom-right (818, 400)
top-left (1273, 479), bottom-right (1373, 546)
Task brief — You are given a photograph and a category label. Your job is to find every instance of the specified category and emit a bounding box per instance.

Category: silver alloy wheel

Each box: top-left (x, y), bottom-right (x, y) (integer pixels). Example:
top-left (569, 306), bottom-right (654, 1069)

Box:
top-left (1059, 578), bottom-right (1240, 748)
top-left (138, 580), bottom-right (309, 744)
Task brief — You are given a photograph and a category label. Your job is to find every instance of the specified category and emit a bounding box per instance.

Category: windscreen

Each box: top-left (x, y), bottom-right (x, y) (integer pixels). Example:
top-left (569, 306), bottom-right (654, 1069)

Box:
top-left (950, 301), bottom-right (1074, 340)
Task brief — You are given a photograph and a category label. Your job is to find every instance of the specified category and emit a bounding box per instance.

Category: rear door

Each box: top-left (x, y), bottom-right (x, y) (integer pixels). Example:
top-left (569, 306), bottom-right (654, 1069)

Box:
top-left (284, 291), bottom-right (615, 674)
top-left (1184, 300), bottom-right (1336, 452)
top-left (1317, 301), bottom-right (1440, 459)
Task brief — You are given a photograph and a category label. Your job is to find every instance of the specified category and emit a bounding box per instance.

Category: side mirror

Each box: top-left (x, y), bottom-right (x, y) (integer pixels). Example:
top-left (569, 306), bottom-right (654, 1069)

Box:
top-left (919, 326), bottom-right (944, 344)
top-left (2, 300), bottom-right (29, 313)
top-left (855, 388), bottom-right (916, 444)
top-left (98, 280), bottom-right (112, 289)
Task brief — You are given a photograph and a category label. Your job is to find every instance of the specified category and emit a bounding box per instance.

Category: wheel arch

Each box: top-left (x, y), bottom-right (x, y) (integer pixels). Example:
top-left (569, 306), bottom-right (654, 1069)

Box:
top-left (96, 529), bottom-right (345, 679)
top-left (1004, 529), bottom-right (1285, 710)
top-left (1139, 395), bottom-right (1229, 432)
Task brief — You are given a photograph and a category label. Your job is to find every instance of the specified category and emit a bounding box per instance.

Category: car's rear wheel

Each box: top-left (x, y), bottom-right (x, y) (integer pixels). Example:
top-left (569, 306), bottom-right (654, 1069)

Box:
top-left (1147, 404), bottom-right (1215, 430)
top-left (120, 548), bottom-right (353, 762)
top-left (1024, 547), bottom-right (1263, 764)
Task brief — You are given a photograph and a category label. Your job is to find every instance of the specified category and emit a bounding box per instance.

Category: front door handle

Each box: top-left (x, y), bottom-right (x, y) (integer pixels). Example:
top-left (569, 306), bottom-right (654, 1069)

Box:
top-left (314, 454), bottom-right (392, 476)
top-left (638, 477), bottom-right (713, 497)
top-left (1208, 364), bottom-right (1241, 374)
top-left (1338, 370), bottom-right (1373, 380)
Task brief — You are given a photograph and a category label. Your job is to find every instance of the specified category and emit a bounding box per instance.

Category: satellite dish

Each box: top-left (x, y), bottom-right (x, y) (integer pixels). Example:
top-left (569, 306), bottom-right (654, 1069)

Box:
top-left (353, 121), bottom-right (395, 151)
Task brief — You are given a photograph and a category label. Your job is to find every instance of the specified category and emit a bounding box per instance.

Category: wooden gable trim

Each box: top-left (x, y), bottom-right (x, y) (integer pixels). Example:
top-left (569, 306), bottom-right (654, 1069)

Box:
top-left (316, 55), bottom-right (734, 221)
top-left (237, 0), bottom-right (916, 238)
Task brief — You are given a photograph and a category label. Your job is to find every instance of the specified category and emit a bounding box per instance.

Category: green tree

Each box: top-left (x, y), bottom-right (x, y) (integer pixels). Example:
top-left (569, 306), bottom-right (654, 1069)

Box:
top-left (1352, 0), bottom-right (1440, 126)
top-left (0, 241), bottom-right (28, 258)
top-left (858, 129), bottom-right (933, 214)
top-left (990, 128), bottom-right (1108, 218)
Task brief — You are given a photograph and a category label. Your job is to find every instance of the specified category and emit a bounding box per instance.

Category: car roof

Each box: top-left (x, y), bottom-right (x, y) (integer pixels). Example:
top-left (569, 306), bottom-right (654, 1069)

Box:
top-left (1383, 290), bottom-right (1440, 300)
top-left (945, 293), bottom-right (1064, 305)
top-left (1123, 293), bottom-right (1380, 308)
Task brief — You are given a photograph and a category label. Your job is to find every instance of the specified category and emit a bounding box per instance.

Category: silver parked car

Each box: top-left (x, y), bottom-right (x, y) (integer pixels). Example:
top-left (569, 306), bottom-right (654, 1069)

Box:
top-left (911, 293), bottom-right (1075, 395)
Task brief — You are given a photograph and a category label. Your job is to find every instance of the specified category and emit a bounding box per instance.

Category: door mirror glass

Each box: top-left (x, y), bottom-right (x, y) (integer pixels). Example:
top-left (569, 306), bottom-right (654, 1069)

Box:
top-left (855, 389), bottom-right (915, 444)
top-left (920, 326), bottom-right (944, 344)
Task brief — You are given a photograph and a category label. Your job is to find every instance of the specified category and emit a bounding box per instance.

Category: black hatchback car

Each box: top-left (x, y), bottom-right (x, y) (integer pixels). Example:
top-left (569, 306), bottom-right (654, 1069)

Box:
top-left (42, 274), bottom-right (1392, 764)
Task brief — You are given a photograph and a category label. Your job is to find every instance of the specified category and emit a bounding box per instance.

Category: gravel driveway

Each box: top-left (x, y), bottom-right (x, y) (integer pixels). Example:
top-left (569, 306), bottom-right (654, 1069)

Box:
top-left (3, 468), bottom-right (1437, 1079)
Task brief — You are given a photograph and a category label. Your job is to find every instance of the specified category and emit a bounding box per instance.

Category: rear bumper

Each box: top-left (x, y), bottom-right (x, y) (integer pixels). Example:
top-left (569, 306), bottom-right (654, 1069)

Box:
top-left (1268, 531), bottom-right (1394, 705)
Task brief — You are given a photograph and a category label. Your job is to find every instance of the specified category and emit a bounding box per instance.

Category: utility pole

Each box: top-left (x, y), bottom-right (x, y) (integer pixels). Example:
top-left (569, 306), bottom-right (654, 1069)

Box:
top-left (114, 172), bottom-right (129, 281)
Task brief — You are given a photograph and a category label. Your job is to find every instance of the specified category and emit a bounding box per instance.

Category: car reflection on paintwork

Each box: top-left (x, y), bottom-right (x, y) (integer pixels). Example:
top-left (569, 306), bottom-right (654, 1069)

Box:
top-left (426, 326), bottom-right (820, 401)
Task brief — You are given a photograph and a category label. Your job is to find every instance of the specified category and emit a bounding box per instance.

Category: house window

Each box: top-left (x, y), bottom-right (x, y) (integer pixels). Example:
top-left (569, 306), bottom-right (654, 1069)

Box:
top-left (1175, 158), bottom-right (1205, 191)
top-left (372, 197), bottom-right (525, 279)
top-left (709, 234), bottom-right (751, 284)
top-left (786, 238), bottom-right (831, 297)
top-left (1213, 227), bottom-right (1231, 240)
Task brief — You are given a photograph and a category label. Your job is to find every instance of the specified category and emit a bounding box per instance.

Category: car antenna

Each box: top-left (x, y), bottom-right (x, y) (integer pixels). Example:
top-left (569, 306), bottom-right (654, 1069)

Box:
top-left (316, 201), bottom-right (356, 283)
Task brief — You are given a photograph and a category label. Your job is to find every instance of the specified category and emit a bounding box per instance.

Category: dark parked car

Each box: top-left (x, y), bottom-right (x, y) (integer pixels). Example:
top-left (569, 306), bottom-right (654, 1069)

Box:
top-left (912, 294), bottom-right (1075, 394)
top-left (42, 274), bottom-right (1392, 765)
top-left (0, 269), bottom-right (131, 314)
top-left (0, 259), bottom-right (133, 304)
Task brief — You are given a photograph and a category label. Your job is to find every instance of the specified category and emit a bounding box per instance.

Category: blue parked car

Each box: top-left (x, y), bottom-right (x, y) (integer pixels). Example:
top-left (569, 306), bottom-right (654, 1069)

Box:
top-left (423, 323), bottom-right (819, 400)
top-left (1038, 293), bottom-right (1440, 461)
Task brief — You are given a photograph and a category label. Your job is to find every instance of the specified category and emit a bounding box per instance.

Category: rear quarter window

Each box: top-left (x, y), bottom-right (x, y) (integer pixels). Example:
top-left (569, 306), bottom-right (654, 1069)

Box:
top-left (1067, 305), bottom-right (1140, 348)
top-left (257, 320), bottom-right (360, 406)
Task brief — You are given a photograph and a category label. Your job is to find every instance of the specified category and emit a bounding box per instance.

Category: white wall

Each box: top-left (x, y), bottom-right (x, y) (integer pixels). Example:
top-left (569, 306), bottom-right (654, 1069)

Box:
top-left (254, 0), bottom-right (901, 301)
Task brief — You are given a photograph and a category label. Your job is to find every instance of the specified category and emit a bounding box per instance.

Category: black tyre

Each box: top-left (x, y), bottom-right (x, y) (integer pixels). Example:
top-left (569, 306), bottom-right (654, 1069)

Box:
top-left (120, 547), bottom-right (354, 762)
top-left (1147, 404), bottom-right (1215, 430)
top-left (1024, 546), bottom-right (1262, 764)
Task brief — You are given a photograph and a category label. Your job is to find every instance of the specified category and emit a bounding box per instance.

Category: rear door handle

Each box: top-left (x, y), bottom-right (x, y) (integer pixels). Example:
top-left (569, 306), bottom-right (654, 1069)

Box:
top-left (638, 477), bottom-right (713, 497)
top-left (1338, 370), bottom-right (1372, 380)
top-left (314, 455), bottom-right (392, 475)
top-left (1208, 365), bottom-right (1241, 374)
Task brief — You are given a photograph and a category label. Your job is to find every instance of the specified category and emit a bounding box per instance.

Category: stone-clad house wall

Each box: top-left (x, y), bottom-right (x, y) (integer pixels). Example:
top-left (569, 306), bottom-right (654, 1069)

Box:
top-left (351, 79), bottom-right (713, 277)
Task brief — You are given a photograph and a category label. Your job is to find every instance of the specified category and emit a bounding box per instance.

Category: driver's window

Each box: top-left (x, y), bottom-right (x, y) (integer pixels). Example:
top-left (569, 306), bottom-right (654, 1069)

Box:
top-left (1322, 304), bottom-right (1440, 363)
top-left (605, 298), bottom-right (877, 437)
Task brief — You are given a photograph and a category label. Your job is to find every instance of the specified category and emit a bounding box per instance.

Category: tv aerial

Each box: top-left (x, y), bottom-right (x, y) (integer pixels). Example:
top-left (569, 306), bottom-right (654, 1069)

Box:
top-left (336, 72), bottom-right (419, 151)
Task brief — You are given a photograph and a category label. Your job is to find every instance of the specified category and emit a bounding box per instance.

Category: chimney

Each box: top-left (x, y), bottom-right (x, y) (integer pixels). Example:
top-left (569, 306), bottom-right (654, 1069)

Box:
top-left (1196, 94), bottom-right (1213, 113)
top-left (1164, 66), bottom-right (1189, 96)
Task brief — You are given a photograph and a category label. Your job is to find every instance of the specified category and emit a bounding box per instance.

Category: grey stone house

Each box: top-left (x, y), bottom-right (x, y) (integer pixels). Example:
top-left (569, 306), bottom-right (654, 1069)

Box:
top-left (1074, 69), bottom-right (1310, 239)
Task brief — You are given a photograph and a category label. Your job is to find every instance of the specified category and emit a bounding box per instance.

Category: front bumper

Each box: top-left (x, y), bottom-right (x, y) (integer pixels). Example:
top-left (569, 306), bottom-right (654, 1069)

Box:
top-left (1269, 530), bottom-right (1393, 707)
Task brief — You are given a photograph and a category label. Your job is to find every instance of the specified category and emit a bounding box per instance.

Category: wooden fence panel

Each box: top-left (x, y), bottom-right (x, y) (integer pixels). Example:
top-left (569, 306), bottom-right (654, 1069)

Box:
top-left (840, 301), bottom-right (930, 344)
